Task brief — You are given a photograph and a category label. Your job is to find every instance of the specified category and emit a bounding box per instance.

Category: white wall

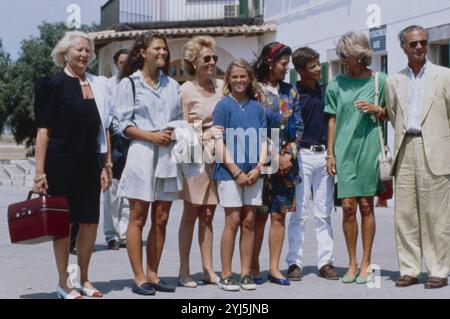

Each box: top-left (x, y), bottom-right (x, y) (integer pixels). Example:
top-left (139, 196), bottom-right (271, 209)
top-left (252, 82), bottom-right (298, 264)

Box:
top-left (98, 34), bottom-right (267, 77)
top-left (269, 0), bottom-right (450, 150)
top-left (269, 0), bottom-right (450, 72)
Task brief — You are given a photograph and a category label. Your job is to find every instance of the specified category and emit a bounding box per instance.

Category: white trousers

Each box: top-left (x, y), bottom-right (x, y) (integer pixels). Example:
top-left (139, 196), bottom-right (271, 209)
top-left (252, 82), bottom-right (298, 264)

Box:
top-left (102, 179), bottom-right (130, 243)
top-left (286, 148), bottom-right (335, 269)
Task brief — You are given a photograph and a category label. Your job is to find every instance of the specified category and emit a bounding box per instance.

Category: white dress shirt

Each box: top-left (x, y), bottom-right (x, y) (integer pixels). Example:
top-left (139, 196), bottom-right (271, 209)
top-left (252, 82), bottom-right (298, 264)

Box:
top-left (405, 62), bottom-right (428, 133)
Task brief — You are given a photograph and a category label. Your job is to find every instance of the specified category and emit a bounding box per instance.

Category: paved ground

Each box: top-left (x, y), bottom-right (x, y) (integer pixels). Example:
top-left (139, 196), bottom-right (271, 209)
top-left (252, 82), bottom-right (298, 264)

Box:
top-left (1, 185), bottom-right (448, 299)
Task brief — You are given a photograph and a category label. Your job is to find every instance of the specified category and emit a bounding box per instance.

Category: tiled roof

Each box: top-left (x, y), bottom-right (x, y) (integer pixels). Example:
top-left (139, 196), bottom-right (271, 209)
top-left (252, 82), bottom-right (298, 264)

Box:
top-left (90, 24), bottom-right (277, 44)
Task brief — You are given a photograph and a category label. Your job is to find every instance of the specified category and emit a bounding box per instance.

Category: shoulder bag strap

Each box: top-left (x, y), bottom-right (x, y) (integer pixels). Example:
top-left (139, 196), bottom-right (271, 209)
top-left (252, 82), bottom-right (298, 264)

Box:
top-left (374, 72), bottom-right (386, 160)
top-left (128, 77), bottom-right (136, 104)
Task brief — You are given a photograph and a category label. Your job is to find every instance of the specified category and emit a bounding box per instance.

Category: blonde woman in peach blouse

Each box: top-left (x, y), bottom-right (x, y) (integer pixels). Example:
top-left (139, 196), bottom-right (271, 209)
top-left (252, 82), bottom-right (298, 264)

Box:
top-left (178, 36), bottom-right (224, 287)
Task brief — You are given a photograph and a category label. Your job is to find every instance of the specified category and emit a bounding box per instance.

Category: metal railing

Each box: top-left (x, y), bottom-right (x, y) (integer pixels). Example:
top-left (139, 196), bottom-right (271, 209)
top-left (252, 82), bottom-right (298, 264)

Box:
top-left (100, 0), bottom-right (264, 30)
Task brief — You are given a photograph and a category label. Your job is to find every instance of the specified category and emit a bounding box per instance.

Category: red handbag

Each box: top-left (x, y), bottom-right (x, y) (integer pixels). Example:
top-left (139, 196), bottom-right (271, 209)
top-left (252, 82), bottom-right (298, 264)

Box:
top-left (378, 180), bottom-right (393, 202)
top-left (8, 191), bottom-right (70, 244)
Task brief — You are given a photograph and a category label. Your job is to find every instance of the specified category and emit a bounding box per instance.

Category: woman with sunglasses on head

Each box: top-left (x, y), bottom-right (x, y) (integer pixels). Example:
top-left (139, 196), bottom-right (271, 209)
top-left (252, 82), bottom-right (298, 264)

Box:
top-left (251, 42), bottom-right (304, 286)
top-left (113, 32), bottom-right (182, 295)
top-left (177, 36), bottom-right (223, 288)
top-left (324, 32), bottom-right (388, 284)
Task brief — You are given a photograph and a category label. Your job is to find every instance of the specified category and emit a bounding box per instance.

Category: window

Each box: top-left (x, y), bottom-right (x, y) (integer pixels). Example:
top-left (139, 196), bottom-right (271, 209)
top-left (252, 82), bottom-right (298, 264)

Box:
top-left (321, 63), bottom-right (329, 84)
top-left (381, 55), bottom-right (388, 73)
top-left (438, 43), bottom-right (450, 68)
top-left (289, 69), bottom-right (298, 85)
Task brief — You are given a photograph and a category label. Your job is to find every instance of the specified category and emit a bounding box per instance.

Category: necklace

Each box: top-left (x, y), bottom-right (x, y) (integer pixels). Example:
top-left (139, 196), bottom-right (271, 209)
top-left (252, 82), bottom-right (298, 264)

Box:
top-left (194, 78), bottom-right (215, 94)
top-left (142, 71), bottom-right (158, 88)
top-left (229, 94), bottom-right (249, 111)
top-left (64, 67), bottom-right (89, 86)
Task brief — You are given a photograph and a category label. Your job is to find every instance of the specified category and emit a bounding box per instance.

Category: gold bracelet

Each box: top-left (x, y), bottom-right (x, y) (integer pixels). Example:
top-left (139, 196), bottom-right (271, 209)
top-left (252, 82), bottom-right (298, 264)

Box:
top-left (326, 155), bottom-right (335, 159)
top-left (34, 174), bottom-right (47, 183)
top-left (102, 167), bottom-right (113, 174)
top-left (104, 162), bottom-right (113, 169)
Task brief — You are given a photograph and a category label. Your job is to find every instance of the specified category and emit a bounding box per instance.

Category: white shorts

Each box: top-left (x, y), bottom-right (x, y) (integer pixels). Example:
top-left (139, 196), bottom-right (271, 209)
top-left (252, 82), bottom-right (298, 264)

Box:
top-left (217, 178), bottom-right (263, 207)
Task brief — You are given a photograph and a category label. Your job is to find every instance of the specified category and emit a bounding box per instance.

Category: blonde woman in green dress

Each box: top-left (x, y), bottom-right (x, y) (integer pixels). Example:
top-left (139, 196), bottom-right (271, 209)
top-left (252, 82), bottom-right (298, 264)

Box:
top-left (324, 32), bottom-right (388, 284)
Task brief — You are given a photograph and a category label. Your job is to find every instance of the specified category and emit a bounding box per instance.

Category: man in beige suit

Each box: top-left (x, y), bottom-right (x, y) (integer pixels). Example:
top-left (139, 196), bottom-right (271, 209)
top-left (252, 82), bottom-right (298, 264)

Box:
top-left (386, 25), bottom-right (450, 289)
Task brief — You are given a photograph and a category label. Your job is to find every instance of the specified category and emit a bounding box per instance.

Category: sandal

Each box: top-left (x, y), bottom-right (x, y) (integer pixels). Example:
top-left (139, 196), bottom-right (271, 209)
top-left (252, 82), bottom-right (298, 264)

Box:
top-left (424, 277), bottom-right (448, 289)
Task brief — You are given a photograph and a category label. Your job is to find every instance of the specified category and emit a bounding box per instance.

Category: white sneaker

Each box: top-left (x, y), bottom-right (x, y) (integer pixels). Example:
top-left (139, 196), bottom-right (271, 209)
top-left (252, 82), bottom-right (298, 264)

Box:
top-left (239, 274), bottom-right (257, 290)
top-left (218, 275), bottom-right (240, 291)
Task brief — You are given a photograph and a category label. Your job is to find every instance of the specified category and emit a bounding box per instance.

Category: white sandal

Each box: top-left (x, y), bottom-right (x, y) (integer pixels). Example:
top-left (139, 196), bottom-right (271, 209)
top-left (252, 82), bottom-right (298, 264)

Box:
top-left (79, 285), bottom-right (103, 297)
top-left (56, 285), bottom-right (84, 299)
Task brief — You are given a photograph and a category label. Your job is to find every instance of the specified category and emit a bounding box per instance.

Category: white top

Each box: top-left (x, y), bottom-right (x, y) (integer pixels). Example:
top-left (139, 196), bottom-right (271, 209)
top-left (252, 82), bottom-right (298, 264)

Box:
top-left (405, 62), bottom-right (428, 133)
top-left (112, 70), bottom-right (182, 138)
top-left (85, 73), bottom-right (111, 154)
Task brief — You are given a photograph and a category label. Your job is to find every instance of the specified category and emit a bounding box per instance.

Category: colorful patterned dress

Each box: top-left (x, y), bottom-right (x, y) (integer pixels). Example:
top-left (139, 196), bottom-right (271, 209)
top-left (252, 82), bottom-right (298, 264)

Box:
top-left (257, 81), bottom-right (304, 214)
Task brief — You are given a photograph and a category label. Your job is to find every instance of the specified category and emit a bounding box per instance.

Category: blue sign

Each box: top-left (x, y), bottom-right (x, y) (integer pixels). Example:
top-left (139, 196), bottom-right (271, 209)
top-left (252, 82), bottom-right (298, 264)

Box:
top-left (369, 25), bottom-right (386, 52)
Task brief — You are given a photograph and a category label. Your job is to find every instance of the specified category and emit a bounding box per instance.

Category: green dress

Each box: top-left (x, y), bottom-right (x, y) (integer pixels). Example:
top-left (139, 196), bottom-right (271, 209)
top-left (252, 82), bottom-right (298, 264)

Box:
top-left (324, 73), bottom-right (386, 199)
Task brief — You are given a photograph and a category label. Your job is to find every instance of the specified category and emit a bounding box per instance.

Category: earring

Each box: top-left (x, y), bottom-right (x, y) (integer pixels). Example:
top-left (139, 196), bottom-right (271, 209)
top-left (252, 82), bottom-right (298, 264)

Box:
top-left (358, 59), bottom-right (362, 63)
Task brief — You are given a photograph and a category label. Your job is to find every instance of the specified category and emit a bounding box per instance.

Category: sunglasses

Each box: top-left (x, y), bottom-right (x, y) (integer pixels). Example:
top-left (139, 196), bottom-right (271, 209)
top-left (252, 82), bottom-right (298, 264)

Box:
top-left (408, 40), bottom-right (428, 48)
top-left (202, 55), bottom-right (218, 63)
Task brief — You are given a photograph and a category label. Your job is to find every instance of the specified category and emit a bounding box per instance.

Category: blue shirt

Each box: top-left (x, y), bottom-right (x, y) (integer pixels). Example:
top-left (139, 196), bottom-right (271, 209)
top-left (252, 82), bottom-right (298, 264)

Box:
top-left (113, 70), bottom-right (182, 138)
top-left (213, 95), bottom-right (267, 181)
top-left (297, 81), bottom-right (327, 146)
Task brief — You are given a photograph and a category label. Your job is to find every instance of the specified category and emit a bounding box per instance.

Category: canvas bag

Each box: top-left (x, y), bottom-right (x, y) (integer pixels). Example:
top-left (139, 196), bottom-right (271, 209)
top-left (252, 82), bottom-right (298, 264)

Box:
top-left (374, 72), bottom-right (393, 182)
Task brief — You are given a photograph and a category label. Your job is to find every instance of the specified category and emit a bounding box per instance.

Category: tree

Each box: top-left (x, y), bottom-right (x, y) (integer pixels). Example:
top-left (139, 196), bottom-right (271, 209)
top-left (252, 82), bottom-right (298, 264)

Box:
top-left (1, 21), bottom-right (99, 147)
top-left (0, 39), bottom-right (12, 135)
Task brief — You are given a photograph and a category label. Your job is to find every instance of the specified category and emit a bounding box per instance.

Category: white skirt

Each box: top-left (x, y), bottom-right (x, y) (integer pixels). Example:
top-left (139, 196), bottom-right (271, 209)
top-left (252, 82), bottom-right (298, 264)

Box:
top-left (118, 140), bottom-right (178, 202)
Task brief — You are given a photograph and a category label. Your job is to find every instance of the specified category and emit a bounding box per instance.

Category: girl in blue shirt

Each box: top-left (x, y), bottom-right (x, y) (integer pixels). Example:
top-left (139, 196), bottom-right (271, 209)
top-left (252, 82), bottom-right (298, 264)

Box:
top-left (213, 59), bottom-right (267, 291)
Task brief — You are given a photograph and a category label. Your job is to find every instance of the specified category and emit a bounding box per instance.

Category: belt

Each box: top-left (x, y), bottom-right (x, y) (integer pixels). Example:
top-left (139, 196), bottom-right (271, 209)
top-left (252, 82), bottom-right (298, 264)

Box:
top-left (405, 132), bottom-right (422, 137)
top-left (300, 143), bottom-right (326, 152)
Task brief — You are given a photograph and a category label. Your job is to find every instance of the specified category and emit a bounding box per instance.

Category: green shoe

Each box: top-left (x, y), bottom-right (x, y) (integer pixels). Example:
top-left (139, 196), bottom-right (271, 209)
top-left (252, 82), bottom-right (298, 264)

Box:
top-left (342, 271), bottom-right (359, 284)
top-left (355, 273), bottom-right (374, 284)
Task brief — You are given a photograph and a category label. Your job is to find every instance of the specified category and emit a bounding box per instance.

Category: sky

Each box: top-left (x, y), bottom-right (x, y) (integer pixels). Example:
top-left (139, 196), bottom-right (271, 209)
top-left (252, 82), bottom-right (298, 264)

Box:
top-left (0, 0), bottom-right (299, 60)
top-left (0, 0), bottom-right (108, 60)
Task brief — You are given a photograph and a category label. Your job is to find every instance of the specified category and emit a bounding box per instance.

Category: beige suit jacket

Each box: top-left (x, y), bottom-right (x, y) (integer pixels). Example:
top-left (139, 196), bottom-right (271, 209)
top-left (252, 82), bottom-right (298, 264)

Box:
top-left (385, 62), bottom-right (450, 176)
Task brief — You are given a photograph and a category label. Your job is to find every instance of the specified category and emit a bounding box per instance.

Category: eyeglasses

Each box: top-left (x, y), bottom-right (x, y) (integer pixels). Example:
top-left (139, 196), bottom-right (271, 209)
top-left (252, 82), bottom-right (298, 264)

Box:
top-left (408, 40), bottom-right (428, 48)
top-left (202, 55), bottom-right (218, 64)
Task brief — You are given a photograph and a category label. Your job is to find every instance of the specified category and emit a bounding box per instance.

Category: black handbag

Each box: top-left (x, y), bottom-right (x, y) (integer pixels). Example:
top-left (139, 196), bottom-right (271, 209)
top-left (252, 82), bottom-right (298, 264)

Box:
top-left (110, 77), bottom-right (135, 179)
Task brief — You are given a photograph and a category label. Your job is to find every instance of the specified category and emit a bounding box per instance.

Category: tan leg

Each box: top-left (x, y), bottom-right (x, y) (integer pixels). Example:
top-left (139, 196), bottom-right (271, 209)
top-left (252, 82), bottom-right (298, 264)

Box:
top-left (198, 205), bottom-right (218, 281)
top-left (126, 199), bottom-right (150, 285)
top-left (268, 212), bottom-right (286, 279)
top-left (77, 223), bottom-right (98, 286)
top-left (220, 208), bottom-right (241, 278)
top-left (239, 206), bottom-right (256, 276)
top-left (342, 198), bottom-right (358, 277)
top-left (147, 200), bottom-right (172, 283)
top-left (252, 214), bottom-right (268, 278)
top-left (178, 201), bottom-right (200, 279)
top-left (358, 197), bottom-right (376, 277)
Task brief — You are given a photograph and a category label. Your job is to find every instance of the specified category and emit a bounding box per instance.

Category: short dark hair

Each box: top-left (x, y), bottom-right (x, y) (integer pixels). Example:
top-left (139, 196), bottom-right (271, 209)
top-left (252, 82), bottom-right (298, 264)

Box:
top-left (113, 48), bottom-right (130, 64)
top-left (292, 47), bottom-right (320, 70)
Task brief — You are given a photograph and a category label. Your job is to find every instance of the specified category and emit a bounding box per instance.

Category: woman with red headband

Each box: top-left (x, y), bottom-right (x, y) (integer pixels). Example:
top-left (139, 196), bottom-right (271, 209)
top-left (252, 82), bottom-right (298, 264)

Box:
top-left (252, 42), bottom-right (304, 285)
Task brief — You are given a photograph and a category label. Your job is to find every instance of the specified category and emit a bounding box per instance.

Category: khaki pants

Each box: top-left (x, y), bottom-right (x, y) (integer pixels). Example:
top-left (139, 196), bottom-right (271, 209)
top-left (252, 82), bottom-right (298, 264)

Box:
top-left (395, 135), bottom-right (450, 278)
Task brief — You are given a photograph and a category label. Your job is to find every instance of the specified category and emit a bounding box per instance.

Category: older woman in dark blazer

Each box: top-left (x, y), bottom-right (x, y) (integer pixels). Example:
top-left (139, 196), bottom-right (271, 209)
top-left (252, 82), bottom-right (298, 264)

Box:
top-left (33, 31), bottom-right (112, 299)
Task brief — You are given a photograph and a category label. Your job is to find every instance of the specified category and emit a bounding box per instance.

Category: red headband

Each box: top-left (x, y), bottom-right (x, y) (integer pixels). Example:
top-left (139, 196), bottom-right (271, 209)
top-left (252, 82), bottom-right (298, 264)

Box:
top-left (267, 43), bottom-right (285, 59)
